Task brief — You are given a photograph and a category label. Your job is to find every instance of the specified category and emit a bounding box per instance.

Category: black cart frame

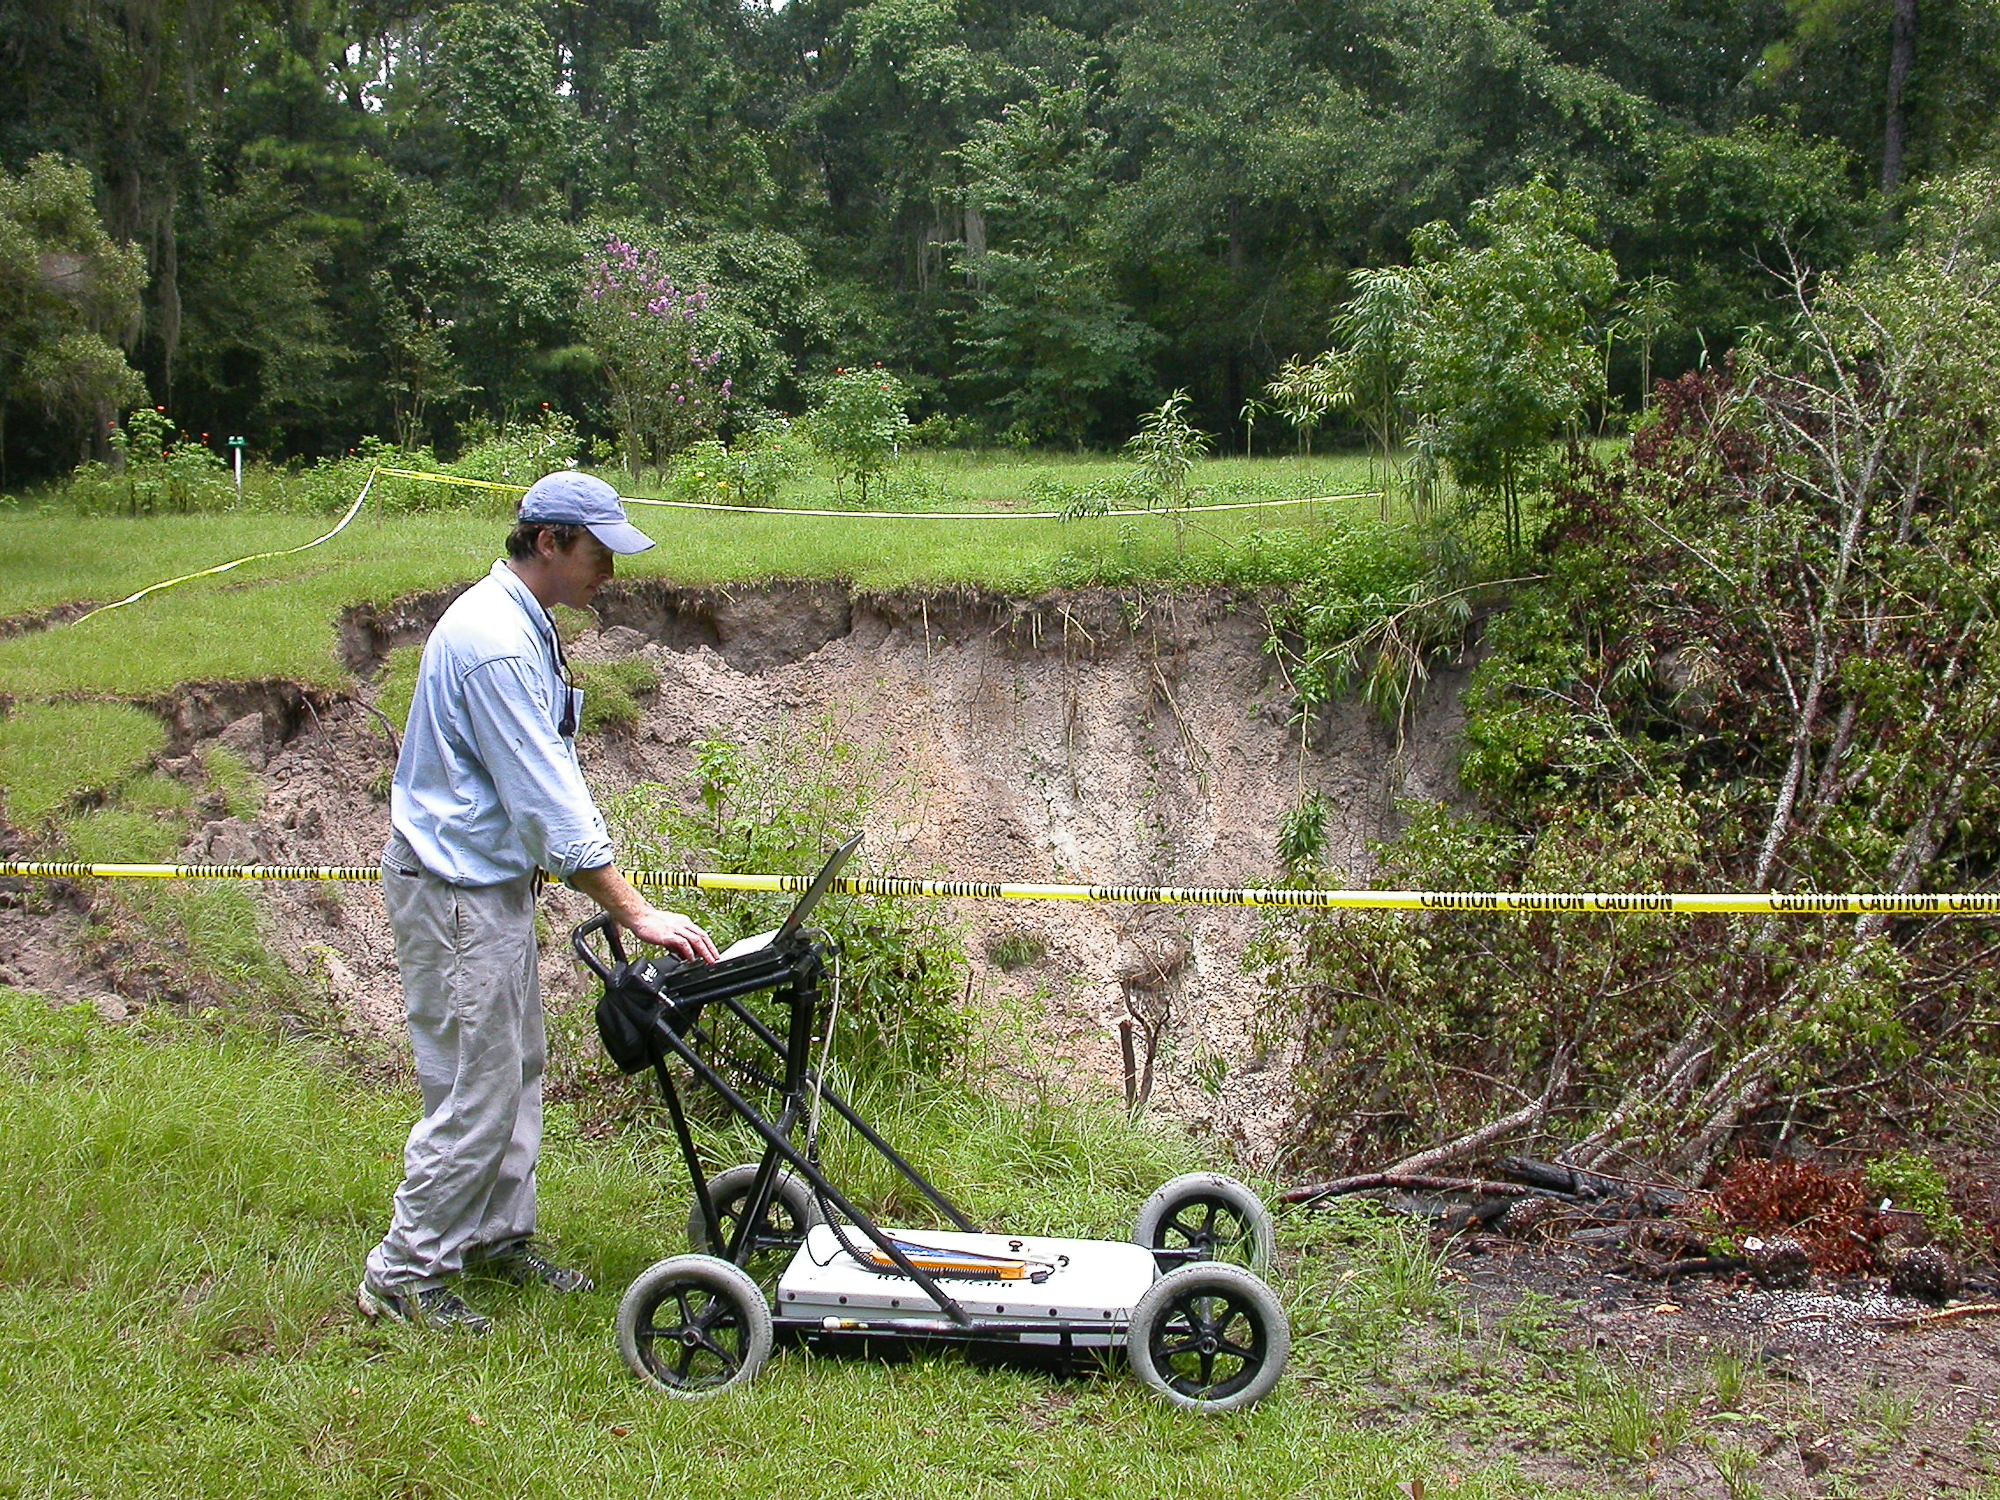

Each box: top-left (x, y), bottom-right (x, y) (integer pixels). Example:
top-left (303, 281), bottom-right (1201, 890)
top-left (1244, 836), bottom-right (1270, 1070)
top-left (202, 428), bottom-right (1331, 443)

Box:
top-left (574, 913), bottom-right (1161, 1346)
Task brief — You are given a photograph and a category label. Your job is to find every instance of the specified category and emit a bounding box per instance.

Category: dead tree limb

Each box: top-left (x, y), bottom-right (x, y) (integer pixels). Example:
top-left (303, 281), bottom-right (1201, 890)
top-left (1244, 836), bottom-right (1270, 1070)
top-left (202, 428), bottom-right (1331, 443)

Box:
top-left (1498, 1156), bottom-right (1687, 1212)
top-left (1871, 1302), bottom-right (2000, 1332)
top-left (1279, 1173), bottom-right (1565, 1207)
top-left (1384, 1052), bottom-right (1569, 1177)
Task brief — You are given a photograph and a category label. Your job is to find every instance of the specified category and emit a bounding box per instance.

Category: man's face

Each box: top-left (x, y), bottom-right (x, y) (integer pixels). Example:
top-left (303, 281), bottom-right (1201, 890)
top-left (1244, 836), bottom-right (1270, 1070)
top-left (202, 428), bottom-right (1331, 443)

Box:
top-left (544, 531), bottom-right (617, 609)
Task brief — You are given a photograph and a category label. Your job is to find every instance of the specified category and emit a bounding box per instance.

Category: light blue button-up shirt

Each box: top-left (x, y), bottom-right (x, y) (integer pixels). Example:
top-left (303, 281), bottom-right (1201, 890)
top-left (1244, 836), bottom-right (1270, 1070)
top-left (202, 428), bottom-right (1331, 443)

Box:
top-left (387, 560), bottom-right (614, 885)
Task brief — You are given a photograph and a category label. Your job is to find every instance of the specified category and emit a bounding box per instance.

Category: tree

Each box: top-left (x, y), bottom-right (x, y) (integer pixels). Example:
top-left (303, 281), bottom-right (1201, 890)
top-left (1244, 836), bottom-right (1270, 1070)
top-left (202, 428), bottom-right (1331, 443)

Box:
top-left (171, 168), bottom-right (348, 450)
top-left (1333, 267), bottom-right (1420, 500)
top-left (616, 226), bottom-right (840, 421)
top-left (805, 366), bottom-right (910, 505)
top-left (1104, 0), bottom-right (1368, 434)
top-left (433, 1), bottom-right (566, 218)
top-left (375, 269), bottom-right (468, 453)
top-left (1405, 179), bottom-right (1618, 552)
top-left (1124, 389), bottom-right (1209, 511)
top-left (1615, 121), bottom-right (1866, 385)
top-left (1265, 170), bottom-right (2000, 1182)
top-left (1756, 0), bottom-right (2000, 191)
top-left (957, 76), bottom-right (1158, 446)
top-left (1262, 353), bottom-right (1349, 458)
top-left (0, 154), bottom-right (147, 478)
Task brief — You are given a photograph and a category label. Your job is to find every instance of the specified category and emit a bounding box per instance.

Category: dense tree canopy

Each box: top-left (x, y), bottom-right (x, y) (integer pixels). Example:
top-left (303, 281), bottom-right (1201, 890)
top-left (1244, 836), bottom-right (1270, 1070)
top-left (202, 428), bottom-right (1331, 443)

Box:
top-left (0, 0), bottom-right (1991, 475)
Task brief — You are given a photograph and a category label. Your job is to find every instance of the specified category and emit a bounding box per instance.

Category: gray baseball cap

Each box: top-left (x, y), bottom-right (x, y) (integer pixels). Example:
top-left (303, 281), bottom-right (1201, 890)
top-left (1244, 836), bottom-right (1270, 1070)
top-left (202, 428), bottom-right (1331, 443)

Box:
top-left (518, 471), bottom-right (655, 555)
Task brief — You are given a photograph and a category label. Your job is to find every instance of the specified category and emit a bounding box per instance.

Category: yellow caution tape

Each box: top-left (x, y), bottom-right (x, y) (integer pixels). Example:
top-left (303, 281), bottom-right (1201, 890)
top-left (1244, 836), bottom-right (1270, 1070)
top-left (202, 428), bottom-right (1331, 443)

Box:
top-left (0, 862), bottom-right (384, 882)
top-left (376, 469), bottom-right (520, 495)
top-left (2, 861), bottom-right (1996, 914)
top-left (71, 469), bottom-right (379, 625)
top-left (375, 467), bottom-right (1373, 521)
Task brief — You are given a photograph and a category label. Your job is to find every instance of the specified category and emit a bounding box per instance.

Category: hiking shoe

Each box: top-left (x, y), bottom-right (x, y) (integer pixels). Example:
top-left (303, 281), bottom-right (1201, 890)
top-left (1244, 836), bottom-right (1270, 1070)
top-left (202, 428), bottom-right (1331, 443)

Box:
top-left (357, 1278), bottom-right (493, 1333)
top-left (473, 1240), bottom-right (594, 1294)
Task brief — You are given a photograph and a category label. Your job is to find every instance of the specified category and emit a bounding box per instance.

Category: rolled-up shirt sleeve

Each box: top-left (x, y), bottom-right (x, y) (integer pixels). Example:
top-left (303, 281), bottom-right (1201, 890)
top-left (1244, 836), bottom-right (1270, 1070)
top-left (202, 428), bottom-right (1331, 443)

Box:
top-left (459, 656), bottom-right (614, 880)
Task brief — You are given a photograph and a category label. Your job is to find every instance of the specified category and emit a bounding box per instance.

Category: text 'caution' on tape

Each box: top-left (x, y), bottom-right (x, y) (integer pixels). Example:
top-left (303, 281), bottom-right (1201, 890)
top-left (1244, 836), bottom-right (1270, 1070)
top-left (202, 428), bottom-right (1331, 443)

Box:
top-left (2, 863), bottom-right (1996, 915)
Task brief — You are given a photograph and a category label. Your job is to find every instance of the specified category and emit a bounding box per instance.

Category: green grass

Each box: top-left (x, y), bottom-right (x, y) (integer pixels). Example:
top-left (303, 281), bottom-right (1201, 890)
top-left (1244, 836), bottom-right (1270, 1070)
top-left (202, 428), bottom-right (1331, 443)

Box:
top-left (0, 991), bottom-right (1554, 1500)
top-left (199, 743), bottom-right (263, 822)
top-left (0, 700), bottom-right (166, 828)
top-left (574, 657), bottom-right (661, 735)
top-left (56, 766), bottom-right (289, 1005)
top-left (0, 454), bottom-right (1399, 699)
top-left (374, 644), bottom-right (422, 730)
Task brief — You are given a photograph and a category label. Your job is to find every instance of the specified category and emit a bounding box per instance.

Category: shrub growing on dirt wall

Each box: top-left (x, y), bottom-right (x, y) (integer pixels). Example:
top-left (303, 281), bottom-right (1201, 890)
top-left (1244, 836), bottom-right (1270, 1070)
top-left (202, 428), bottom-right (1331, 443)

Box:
top-left (1260, 171), bottom-right (2000, 1184)
top-left (606, 715), bottom-right (967, 1078)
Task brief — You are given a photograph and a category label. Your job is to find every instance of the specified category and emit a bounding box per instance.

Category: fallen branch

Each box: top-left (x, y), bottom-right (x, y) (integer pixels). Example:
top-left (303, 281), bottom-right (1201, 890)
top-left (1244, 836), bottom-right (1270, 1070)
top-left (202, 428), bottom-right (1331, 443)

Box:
top-left (1870, 1301), bottom-right (2000, 1332)
top-left (1383, 1053), bottom-right (1570, 1177)
top-left (1499, 1156), bottom-right (1688, 1213)
top-left (344, 693), bottom-right (402, 759)
top-left (1647, 1256), bottom-right (1753, 1283)
top-left (1279, 1173), bottom-right (1569, 1207)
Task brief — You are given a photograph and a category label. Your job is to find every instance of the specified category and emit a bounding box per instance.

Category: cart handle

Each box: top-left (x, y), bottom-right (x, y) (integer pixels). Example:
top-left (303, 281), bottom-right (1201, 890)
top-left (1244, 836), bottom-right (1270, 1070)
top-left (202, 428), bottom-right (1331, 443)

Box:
top-left (570, 911), bottom-right (627, 984)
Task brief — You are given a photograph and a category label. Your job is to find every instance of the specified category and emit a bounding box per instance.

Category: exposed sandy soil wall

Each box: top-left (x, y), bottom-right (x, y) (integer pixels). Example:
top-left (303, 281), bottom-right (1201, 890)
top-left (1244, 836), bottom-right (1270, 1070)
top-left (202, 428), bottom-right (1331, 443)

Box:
top-left (17, 581), bottom-right (1472, 1161)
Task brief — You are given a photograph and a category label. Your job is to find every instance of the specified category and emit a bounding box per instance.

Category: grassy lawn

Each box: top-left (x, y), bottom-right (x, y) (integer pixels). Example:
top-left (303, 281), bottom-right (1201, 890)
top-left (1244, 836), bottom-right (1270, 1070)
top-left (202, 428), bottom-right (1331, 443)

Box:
top-left (0, 453), bottom-right (1396, 698)
top-left (0, 451), bottom-right (1600, 1497)
top-left (0, 990), bottom-right (1585, 1500)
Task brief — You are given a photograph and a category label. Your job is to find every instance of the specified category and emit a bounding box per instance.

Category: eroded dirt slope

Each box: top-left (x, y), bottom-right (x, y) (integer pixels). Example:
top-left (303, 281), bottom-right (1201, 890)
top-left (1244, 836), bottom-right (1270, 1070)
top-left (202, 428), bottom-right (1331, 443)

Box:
top-left (234, 580), bottom-right (1464, 1157)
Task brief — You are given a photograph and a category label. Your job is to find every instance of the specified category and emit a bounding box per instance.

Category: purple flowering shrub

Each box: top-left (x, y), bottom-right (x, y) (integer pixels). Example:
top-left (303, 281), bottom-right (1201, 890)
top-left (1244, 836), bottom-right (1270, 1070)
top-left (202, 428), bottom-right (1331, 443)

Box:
top-left (579, 234), bottom-right (736, 470)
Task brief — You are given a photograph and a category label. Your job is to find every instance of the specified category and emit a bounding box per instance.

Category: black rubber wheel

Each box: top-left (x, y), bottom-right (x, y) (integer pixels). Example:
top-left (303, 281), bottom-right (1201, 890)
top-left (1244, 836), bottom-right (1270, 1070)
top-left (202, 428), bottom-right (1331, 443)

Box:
top-left (1127, 1262), bottom-right (1289, 1413)
top-left (686, 1163), bottom-right (826, 1281)
top-left (616, 1254), bottom-right (773, 1398)
top-left (1133, 1172), bottom-right (1275, 1273)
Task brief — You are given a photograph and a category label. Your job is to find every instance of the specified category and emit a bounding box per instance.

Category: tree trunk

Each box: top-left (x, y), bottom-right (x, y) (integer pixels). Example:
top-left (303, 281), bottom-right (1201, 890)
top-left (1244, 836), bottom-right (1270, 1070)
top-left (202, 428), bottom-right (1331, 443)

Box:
top-left (157, 190), bottom-right (180, 407)
top-left (1883, 0), bottom-right (1917, 190)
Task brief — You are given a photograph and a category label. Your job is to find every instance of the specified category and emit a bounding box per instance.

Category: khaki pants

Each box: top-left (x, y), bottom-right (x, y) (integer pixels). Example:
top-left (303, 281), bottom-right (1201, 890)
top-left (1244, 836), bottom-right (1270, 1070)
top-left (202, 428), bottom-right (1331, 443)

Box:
top-left (365, 838), bottom-right (544, 1290)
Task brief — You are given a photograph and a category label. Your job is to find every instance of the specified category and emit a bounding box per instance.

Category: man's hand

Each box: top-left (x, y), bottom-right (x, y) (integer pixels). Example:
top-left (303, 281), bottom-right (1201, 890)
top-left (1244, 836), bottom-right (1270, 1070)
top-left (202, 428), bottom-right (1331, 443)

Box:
top-left (621, 904), bottom-right (719, 964)
top-left (571, 863), bottom-right (719, 963)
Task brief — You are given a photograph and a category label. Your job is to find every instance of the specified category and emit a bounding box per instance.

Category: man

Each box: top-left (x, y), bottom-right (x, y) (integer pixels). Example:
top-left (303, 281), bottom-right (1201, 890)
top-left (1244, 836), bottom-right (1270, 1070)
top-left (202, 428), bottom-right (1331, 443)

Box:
top-left (359, 471), bottom-right (717, 1332)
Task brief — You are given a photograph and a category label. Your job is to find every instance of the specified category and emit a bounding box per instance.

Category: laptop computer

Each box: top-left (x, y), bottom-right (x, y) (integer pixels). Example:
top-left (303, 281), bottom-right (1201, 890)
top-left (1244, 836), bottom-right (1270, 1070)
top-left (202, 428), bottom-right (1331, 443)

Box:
top-left (712, 831), bottom-right (864, 962)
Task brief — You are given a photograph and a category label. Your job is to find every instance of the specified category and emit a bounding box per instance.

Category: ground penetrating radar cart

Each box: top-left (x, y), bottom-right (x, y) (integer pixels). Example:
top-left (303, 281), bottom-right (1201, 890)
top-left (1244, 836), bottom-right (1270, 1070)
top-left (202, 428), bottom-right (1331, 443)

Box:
top-left (572, 835), bottom-right (1290, 1412)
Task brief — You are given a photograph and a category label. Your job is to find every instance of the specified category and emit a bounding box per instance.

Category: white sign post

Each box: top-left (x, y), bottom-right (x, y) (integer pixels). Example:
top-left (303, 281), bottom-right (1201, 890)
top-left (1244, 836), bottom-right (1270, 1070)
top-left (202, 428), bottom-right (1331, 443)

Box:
top-left (228, 436), bottom-right (245, 493)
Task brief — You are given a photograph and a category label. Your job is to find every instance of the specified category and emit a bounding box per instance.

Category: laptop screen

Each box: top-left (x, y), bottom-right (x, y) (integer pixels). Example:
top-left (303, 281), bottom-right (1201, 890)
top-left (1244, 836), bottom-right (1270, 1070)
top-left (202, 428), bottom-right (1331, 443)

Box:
top-left (775, 831), bottom-right (864, 940)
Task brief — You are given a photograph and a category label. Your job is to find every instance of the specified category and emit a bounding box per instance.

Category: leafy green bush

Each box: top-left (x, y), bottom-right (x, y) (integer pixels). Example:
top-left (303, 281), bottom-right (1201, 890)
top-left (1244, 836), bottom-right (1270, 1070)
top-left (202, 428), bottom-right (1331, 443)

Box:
top-left (66, 410), bottom-right (232, 516)
top-left (605, 716), bottom-right (967, 1077)
top-left (804, 367), bottom-right (911, 505)
top-left (1259, 174), bottom-right (2000, 1181)
top-left (663, 421), bottom-right (800, 508)
top-left (1864, 1152), bottom-right (1965, 1245)
top-left (451, 409), bottom-right (582, 491)
top-left (1026, 470), bottom-right (1151, 517)
top-left (907, 413), bottom-right (978, 449)
top-left (985, 928), bottom-right (1046, 971)
top-left (577, 234), bottom-right (735, 470)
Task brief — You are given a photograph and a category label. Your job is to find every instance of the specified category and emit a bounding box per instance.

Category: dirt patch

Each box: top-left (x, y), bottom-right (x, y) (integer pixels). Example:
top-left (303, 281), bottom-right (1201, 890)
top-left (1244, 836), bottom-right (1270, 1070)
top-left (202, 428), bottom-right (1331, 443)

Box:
top-left (1435, 1231), bottom-right (2000, 1497)
top-left (1, 579), bottom-right (1442, 1184)
top-left (0, 875), bottom-right (120, 1011)
top-left (0, 599), bottom-right (101, 638)
top-left (145, 679), bottom-right (335, 756)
